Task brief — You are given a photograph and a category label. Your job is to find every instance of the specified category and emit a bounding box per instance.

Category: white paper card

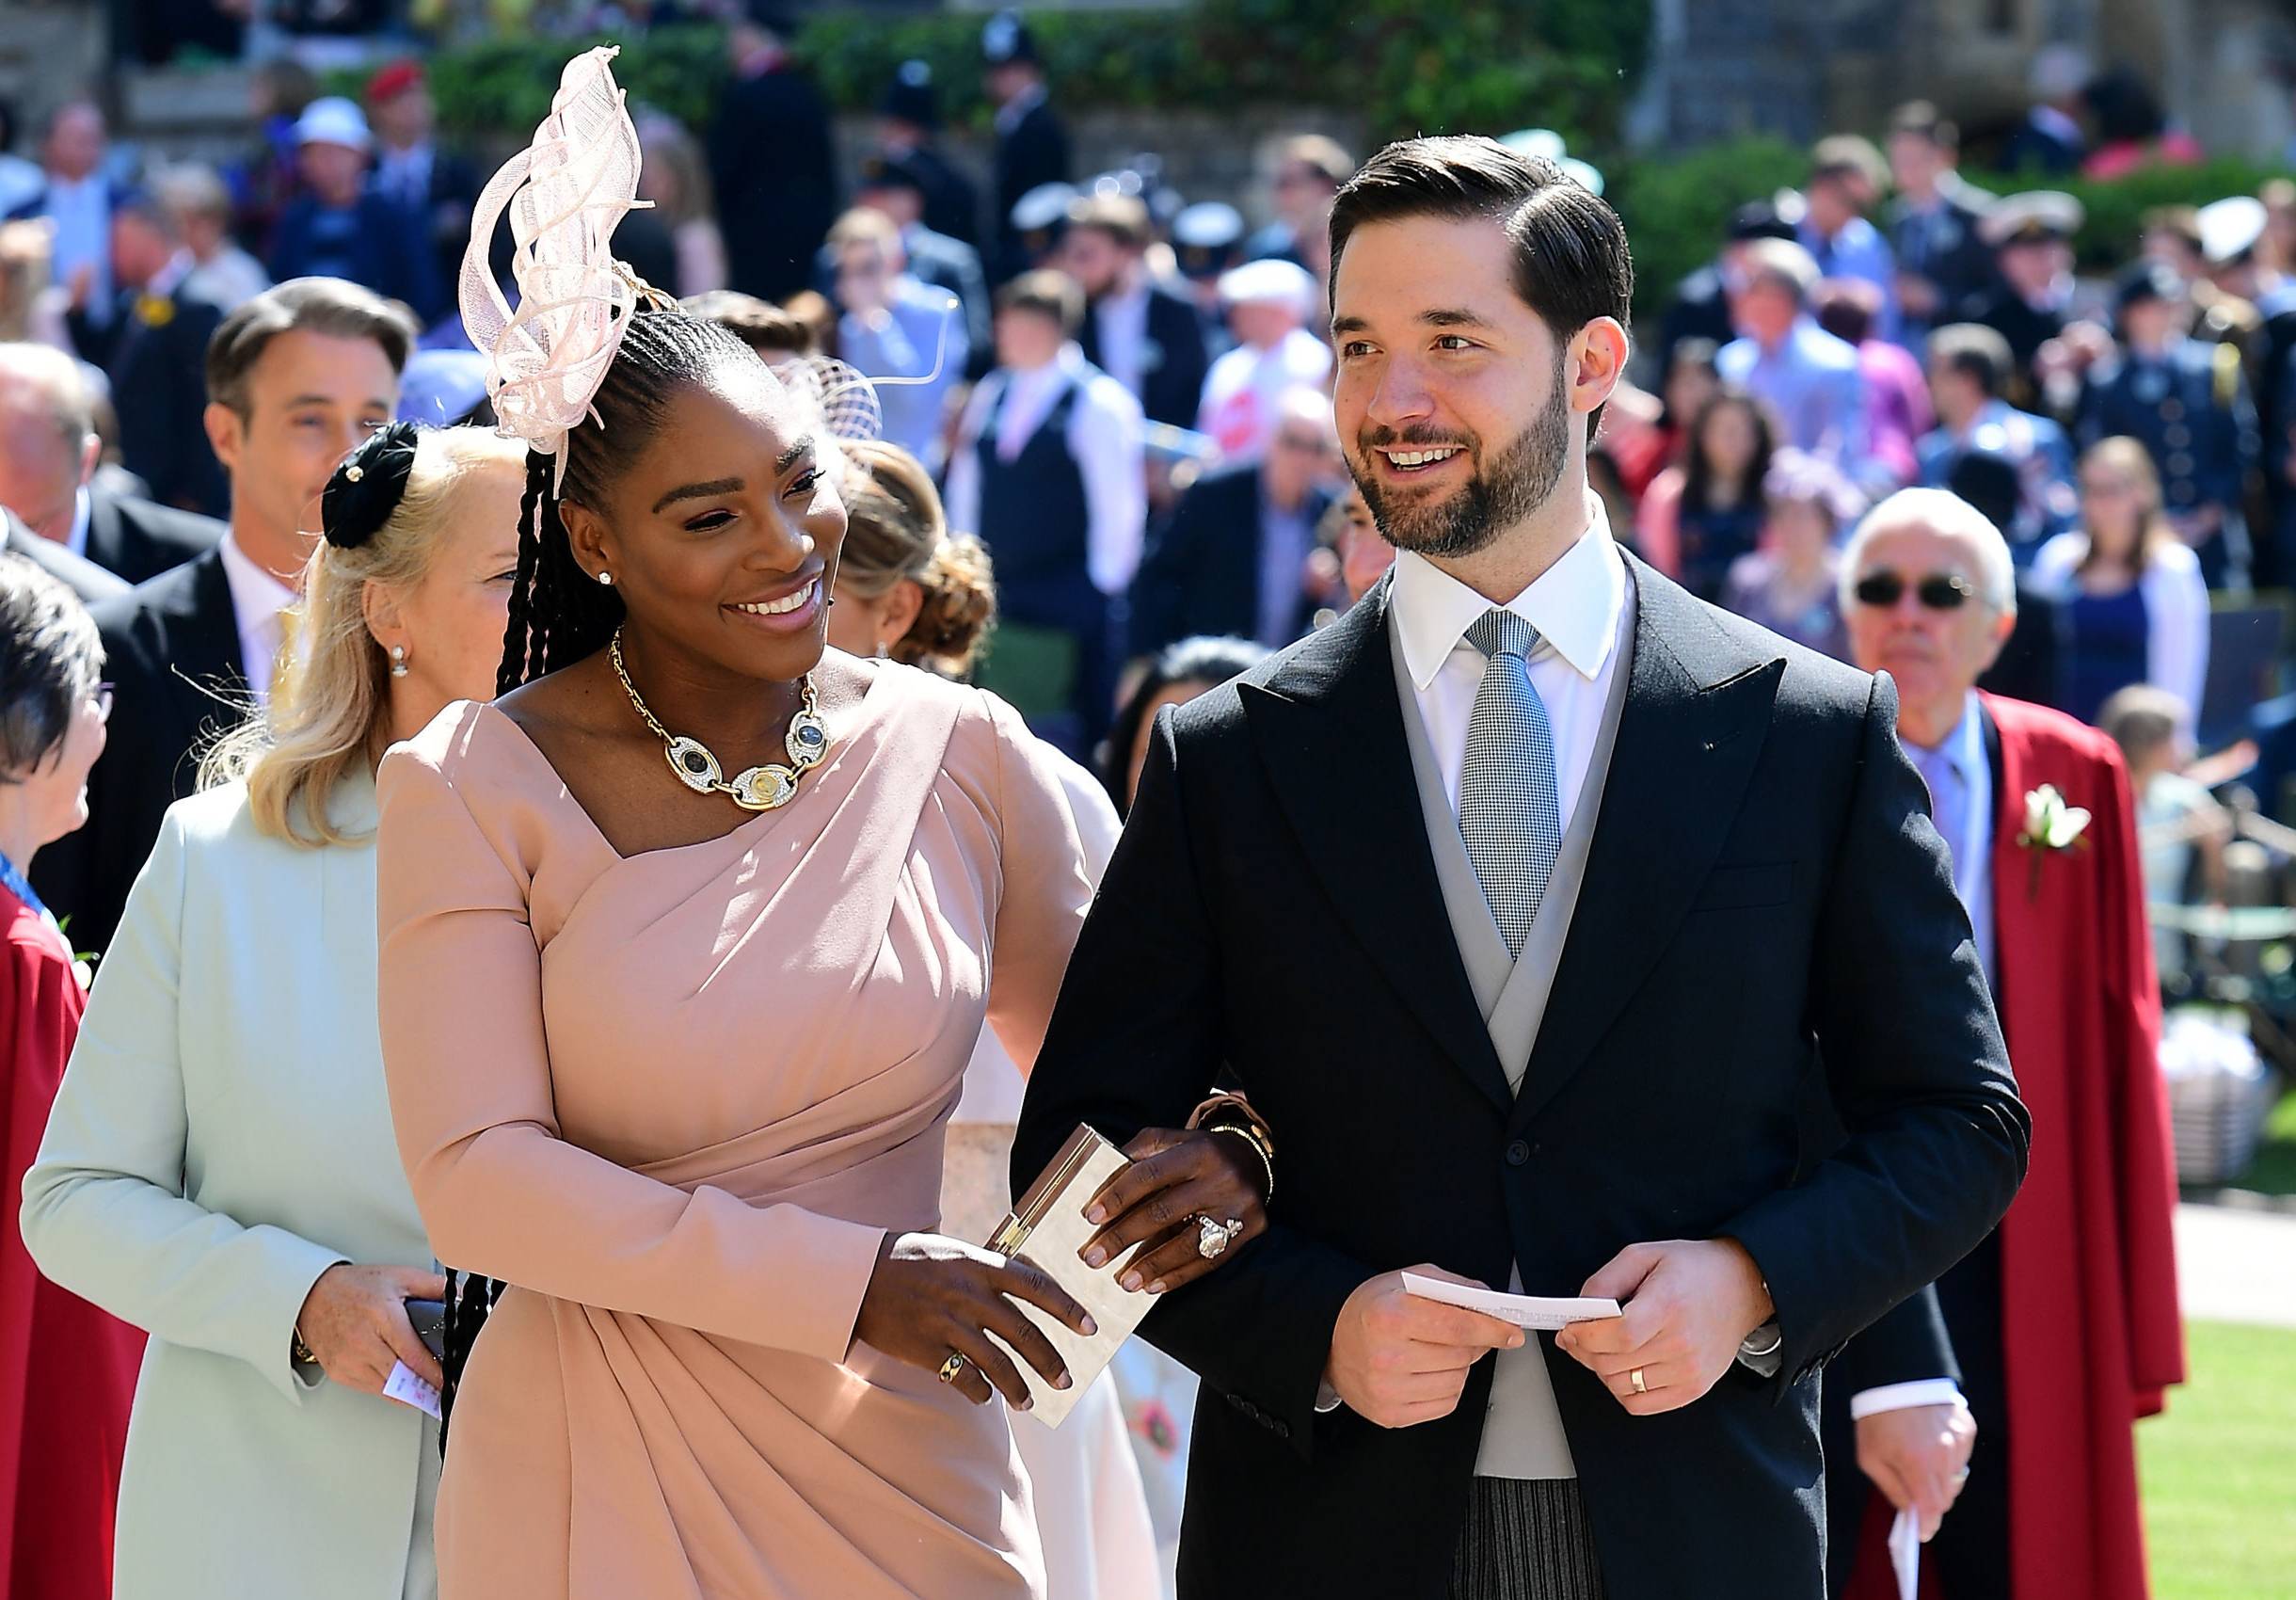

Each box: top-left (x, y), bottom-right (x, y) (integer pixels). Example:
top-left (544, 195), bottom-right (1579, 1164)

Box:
top-left (1889, 1507), bottom-right (1920, 1600)
top-left (981, 1138), bottom-right (1156, 1429)
top-left (1399, 1273), bottom-right (1623, 1330)
top-left (383, 1360), bottom-right (443, 1420)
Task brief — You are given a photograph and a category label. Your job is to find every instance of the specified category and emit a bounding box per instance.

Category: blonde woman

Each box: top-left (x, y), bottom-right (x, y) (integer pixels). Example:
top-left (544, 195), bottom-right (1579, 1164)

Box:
top-left (20, 423), bottom-right (525, 1600)
top-left (829, 438), bottom-right (1162, 1600)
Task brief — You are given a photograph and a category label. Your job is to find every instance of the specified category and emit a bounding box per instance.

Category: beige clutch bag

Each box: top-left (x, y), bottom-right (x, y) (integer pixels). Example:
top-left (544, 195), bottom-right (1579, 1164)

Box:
top-left (982, 1124), bottom-right (1159, 1427)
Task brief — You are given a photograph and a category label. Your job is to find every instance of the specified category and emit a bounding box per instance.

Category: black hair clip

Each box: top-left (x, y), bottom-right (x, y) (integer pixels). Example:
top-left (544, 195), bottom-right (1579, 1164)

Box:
top-left (322, 421), bottom-right (422, 551)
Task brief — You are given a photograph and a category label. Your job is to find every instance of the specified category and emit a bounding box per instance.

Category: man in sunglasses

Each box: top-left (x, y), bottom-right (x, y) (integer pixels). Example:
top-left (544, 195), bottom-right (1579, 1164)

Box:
top-left (1826, 488), bottom-right (2182, 1600)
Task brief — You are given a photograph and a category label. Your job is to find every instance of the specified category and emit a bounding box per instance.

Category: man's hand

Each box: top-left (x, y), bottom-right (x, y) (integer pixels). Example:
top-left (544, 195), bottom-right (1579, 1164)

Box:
top-left (1857, 1400), bottom-right (1976, 1541)
top-left (1555, 1239), bottom-right (1773, 1415)
top-left (1324, 1266), bottom-right (1523, 1429)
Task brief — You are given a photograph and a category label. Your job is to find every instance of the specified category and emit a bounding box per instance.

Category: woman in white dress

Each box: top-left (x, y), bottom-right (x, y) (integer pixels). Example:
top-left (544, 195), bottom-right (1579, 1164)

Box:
top-left (19, 424), bottom-right (526, 1600)
top-left (829, 437), bottom-right (1162, 1600)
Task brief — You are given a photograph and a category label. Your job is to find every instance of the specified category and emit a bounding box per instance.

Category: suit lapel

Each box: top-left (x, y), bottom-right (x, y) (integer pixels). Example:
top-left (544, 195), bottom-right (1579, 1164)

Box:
top-left (1508, 561), bottom-right (1784, 1130)
top-left (160, 550), bottom-right (250, 748)
top-left (1240, 584), bottom-right (1514, 1112)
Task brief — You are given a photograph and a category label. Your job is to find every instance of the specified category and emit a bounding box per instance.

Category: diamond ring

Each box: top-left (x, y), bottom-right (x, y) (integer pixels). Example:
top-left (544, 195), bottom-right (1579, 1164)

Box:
top-left (1194, 1215), bottom-right (1245, 1260)
top-left (936, 1352), bottom-right (968, 1384)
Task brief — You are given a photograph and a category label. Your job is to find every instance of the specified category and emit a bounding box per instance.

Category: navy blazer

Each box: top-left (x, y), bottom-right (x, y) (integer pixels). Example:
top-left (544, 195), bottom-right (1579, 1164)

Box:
top-left (1014, 563), bottom-right (2028, 1600)
top-left (268, 190), bottom-right (443, 324)
top-left (1130, 462), bottom-right (1331, 653)
top-left (1078, 282), bottom-right (1212, 432)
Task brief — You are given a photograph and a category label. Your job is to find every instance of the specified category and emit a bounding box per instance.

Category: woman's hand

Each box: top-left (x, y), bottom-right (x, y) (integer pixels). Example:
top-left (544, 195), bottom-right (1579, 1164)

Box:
top-left (1076, 1128), bottom-right (1269, 1296)
top-left (853, 1233), bottom-right (1097, 1410)
top-left (294, 1263), bottom-right (449, 1395)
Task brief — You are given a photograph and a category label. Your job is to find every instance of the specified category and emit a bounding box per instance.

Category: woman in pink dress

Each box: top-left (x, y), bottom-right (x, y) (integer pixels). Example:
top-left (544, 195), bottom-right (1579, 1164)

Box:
top-left (375, 51), bottom-right (1265, 1600)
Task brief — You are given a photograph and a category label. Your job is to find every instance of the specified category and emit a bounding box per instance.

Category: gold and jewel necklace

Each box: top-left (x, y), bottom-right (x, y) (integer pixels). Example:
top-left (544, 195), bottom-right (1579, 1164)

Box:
top-left (609, 626), bottom-right (831, 811)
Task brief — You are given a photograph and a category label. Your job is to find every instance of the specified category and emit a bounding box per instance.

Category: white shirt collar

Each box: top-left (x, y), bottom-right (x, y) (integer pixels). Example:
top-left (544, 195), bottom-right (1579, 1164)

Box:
top-left (146, 248), bottom-right (197, 303)
top-left (66, 485), bottom-right (91, 559)
top-left (217, 528), bottom-right (298, 637)
top-left (1390, 494), bottom-right (1627, 693)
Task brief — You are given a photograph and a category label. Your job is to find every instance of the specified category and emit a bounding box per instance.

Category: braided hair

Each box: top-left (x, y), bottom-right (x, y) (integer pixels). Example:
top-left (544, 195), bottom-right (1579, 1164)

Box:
top-left (494, 309), bottom-right (765, 694)
top-left (441, 310), bottom-right (763, 1447)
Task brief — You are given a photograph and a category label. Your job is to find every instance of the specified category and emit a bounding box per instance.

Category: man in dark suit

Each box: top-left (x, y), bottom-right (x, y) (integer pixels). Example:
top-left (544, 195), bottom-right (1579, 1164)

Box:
top-left (104, 191), bottom-right (231, 517)
top-left (364, 60), bottom-right (482, 314)
top-left (31, 279), bottom-right (413, 954)
top-left (1061, 192), bottom-right (1212, 432)
top-left (1132, 388), bottom-right (1338, 652)
top-left (1013, 136), bottom-right (2028, 1600)
top-left (1957, 192), bottom-right (2081, 412)
top-left (982, 10), bottom-right (1071, 284)
top-left (1884, 104), bottom-right (1997, 349)
top-left (0, 508), bottom-right (126, 607)
top-left (710, 8), bottom-right (839, 305)
top-left (874, 59), bottom-right (981, 250)
top-left (0, 339), bottom-right (221, 584)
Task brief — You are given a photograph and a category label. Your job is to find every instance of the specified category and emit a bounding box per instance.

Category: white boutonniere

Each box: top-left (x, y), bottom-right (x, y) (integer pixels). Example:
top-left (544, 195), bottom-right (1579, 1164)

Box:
top-left (2016, 783), bottom-right (2091, 897)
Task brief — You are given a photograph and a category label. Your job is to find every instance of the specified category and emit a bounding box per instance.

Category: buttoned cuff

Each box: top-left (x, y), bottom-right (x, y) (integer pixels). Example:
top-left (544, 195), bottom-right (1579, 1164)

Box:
top-left (1850, 1378), bottom-right (1964, 1419)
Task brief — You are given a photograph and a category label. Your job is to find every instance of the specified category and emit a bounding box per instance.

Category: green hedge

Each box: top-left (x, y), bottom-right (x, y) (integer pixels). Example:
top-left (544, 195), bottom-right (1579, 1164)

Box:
top-left (396, 13), bottom-right (2290, 321)
top-left (406, 1), bottom-right (1648, 151)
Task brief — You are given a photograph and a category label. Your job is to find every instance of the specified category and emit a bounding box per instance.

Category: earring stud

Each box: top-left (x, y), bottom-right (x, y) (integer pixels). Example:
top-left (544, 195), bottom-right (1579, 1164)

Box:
top-left (598, 570), bottom-right (613, 586)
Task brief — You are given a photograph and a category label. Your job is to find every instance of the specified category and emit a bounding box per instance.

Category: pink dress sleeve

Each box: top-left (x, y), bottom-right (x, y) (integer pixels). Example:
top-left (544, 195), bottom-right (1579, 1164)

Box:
top-left (979, 693), bottom-right (1098, 1075)
top-left (375, 728), bottom-right (885, 1364)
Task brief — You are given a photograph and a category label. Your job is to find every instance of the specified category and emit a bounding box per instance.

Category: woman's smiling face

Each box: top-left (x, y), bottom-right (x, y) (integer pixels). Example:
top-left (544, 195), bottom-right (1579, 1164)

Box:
top-left (562, 358), bottom-right (850, 683)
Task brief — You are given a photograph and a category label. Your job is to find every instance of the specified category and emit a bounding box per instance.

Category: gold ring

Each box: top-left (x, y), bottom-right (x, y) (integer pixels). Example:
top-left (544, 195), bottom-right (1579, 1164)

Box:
top-left (1630, 1367), bottom-right (1649, 1395)
top-left (936, 1352), bottom-right (968, 1384)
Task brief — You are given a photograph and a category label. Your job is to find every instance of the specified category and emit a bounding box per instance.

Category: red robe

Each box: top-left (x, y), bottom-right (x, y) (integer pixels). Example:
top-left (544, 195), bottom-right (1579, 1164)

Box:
top-left (1, 885), bottom-right (143, 1600)
top-left (1851, 695), bottom-right (2185, 1600)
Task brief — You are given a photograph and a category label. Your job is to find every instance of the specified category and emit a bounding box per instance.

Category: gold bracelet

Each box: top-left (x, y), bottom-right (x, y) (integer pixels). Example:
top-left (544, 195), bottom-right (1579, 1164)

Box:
top-left (1207, 1122), bottom-right (1274, 1205)
top-left (291, 1323), bottom-right (316, 1365)
top-left (1188, 1090), bottom-right (1275, 1155)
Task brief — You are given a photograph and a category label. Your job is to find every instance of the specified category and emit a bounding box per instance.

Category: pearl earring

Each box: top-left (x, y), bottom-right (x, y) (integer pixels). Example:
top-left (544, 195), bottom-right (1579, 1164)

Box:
top-left (597, 570), bottom-right (613, 587)
top-left (389, 645), bottom-right (409, 679)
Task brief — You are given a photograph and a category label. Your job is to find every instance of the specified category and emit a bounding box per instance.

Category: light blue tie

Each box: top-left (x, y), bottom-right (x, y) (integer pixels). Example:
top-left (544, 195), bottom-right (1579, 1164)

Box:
top-left (1459, 609), bottom-right (1563, 958)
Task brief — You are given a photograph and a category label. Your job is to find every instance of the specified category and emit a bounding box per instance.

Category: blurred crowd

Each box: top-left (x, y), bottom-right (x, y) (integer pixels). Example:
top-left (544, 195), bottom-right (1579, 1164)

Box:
top-left (0, 8), bottom-right (2288, 1598)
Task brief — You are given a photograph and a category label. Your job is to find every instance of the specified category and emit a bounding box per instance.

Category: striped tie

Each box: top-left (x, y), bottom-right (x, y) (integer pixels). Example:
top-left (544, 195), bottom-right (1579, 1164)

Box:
top-left (1459, 609), bottom-right (1563, 958)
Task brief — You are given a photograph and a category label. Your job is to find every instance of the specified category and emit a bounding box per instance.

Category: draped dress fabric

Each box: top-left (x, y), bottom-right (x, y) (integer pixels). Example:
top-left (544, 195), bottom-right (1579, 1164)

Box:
top-left (375, 664), bottom-right (1096, 1599)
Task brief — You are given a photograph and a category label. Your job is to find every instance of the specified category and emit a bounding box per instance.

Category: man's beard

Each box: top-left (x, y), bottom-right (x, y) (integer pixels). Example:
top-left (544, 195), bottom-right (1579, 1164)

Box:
top-left (1350, 360), bottom-right (1572, 560)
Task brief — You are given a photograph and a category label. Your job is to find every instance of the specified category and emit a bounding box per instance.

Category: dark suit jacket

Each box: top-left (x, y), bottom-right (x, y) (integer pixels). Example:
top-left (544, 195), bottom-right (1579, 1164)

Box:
top-left (992, 98), bottom-right (1071, 280)
top-left (1130, 464), bottom-right (1331, 653)
top-left (83, 486), bottom-right (225, 586)
top-left (0, 511), bottom-right (129, 605)
top-left (1079, 283), bottom-right (1212, 431)
top-left (30, 547), bottom-right (247, 954)
top-left (268, 190), bottom-right (443, 324)
top-left (1012, 563), bottom-right (2030, 1600)
top-left (710, 65), bottom-right (839, 304)
top-left (1888, 191), bottom-right (1998, 324)
top-left (104, 287), bottom-right (230, 519)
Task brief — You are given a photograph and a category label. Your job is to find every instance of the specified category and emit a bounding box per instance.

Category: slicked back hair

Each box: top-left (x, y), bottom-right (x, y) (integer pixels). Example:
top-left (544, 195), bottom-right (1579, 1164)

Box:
top-left (1328, 135), bottom-right (1633, 437)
